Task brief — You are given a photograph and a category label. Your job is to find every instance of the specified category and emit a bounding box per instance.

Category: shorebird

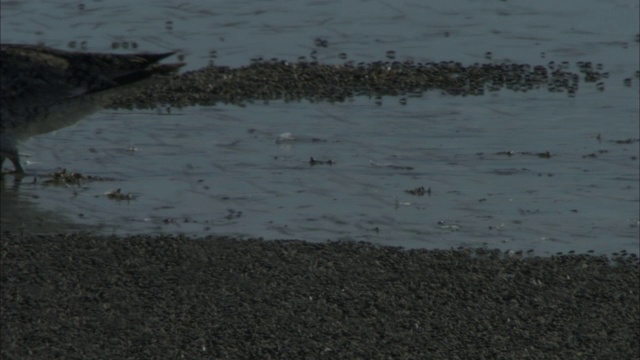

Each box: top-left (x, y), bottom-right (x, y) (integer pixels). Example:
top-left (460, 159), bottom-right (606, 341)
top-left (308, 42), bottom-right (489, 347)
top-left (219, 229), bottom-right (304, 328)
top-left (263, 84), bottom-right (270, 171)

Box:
top-left (0, 44), bottom-right (184, 174)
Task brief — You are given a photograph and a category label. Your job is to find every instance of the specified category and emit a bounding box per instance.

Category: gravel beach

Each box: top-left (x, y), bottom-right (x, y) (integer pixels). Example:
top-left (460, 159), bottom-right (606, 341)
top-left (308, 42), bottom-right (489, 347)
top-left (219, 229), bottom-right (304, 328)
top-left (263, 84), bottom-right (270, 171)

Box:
top-left (1, 48), bottom-right (637, 359)
top-left (1, 232), bottom-right (638, 359)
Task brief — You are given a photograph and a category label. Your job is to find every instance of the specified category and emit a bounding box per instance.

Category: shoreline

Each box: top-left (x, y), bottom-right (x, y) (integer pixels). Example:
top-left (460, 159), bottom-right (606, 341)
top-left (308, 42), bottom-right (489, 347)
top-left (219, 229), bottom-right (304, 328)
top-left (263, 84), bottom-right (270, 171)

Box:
top-left (2, 232), bottom-right (638, 358)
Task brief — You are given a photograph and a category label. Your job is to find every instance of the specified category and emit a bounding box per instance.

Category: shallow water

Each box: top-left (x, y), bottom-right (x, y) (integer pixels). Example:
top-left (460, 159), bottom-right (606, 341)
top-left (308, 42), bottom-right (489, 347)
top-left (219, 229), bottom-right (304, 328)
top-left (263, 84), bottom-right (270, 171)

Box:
top-left (1, 0), bottom-right (638, 255)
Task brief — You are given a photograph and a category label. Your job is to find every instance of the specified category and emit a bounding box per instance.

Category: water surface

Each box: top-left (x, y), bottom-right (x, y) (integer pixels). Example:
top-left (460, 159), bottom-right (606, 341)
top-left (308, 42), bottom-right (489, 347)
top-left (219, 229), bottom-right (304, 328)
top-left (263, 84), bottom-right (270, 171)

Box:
top-left (2, 0), bottom-right (638, 255)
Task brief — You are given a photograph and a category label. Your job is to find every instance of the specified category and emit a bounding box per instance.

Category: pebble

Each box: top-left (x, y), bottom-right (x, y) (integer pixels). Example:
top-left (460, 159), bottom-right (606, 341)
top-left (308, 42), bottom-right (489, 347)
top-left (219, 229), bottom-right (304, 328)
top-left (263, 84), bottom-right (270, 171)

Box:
top-left (1, 232), bottom-right (637, 358)
top-left (108, 58), bottom-right (607, 109)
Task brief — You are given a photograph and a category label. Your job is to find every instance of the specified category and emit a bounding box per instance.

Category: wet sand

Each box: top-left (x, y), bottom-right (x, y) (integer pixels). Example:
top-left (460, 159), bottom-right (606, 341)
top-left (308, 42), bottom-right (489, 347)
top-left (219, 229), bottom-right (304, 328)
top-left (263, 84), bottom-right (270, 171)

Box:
top-left (1, 232), bottom-right (638, 359)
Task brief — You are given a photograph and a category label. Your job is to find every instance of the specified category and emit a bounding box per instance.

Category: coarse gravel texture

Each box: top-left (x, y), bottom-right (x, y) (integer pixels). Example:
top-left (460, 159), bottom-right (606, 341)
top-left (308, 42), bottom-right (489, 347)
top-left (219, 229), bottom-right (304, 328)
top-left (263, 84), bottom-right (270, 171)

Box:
top-left (108, 59), bottom-right (607, 109)
top-left (1, 232), bottom-right (638, 359)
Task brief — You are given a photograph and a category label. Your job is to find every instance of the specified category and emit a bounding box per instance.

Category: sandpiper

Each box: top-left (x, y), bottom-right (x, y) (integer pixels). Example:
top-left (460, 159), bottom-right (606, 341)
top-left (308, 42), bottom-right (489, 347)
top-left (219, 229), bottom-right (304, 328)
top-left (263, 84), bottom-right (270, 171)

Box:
top-left (0, 44), bottom-right (184, 174)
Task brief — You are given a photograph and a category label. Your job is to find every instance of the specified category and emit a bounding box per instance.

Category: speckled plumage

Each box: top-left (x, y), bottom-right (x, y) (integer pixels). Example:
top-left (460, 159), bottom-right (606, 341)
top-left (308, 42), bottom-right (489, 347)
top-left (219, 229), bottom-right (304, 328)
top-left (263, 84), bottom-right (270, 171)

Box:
top-left (1, 44), bottom-right (183, 173)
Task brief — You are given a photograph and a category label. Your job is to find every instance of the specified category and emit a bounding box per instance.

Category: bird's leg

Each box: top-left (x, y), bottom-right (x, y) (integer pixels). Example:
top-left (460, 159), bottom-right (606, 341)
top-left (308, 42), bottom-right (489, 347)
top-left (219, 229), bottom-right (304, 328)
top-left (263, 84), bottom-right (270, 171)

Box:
top-left (9, 153), bottom-right (25, 174)
top-left (1, 152), bottom-right (25, 174)
top-left (1, 134), bottom-right (25, 174)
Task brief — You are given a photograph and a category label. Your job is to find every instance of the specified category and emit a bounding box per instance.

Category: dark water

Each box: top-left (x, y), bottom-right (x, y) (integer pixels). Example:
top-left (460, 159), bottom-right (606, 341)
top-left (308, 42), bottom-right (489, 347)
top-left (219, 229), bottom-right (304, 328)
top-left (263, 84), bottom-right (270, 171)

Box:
top-left (1, 0), bottom-right (638, 255)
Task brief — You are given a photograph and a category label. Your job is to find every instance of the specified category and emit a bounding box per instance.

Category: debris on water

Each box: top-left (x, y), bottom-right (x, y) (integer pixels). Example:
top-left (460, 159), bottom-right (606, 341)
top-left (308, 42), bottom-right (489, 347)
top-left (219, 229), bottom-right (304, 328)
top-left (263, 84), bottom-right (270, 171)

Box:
top-left (42, 169), bottom-right (107, 185)
top-left (104, 188), bottom-right (136, 201)
top-left (309, 157), bottom-right (335, 166)
top-left (405, 186), bottom-right (431, 196)
top-left (369, 160), bottom-right (414, 171)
